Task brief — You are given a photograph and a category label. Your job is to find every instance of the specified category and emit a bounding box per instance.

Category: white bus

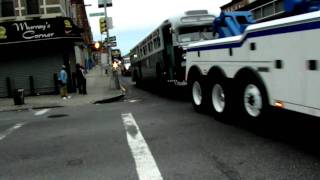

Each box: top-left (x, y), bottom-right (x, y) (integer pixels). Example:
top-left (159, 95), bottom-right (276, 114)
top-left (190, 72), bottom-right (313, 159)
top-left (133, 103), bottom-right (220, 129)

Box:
top-left (130, 10), bottom-right (216, 86)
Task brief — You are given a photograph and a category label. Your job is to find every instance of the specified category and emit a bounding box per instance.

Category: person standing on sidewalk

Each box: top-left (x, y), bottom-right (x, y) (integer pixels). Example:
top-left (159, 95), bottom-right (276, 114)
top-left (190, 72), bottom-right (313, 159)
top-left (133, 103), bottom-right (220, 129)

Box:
top-left (58, 65), bottom-right (69, 99)
top-left (75, 64), bottom-right (87, 95)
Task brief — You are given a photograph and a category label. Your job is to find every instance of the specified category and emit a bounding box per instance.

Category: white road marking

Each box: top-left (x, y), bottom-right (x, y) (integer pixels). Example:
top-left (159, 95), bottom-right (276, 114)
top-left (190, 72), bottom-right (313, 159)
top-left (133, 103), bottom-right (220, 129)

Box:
top-left (34, 109), bottom-right (50, 116)
top-left (121, 113), bottom-right (163, 180)
top-left (0, 122), bottom-right (25, 141)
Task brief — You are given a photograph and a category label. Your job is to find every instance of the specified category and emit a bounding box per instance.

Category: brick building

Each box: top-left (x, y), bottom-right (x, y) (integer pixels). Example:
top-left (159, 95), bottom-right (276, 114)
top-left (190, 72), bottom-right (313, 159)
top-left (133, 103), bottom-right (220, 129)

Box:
top-left (221, 0), bottom-right (285, 22)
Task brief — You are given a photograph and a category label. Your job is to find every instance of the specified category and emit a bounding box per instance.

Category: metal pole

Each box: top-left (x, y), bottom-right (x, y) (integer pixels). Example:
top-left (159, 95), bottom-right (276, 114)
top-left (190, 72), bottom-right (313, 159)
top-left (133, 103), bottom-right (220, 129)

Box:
top-left (104, 0), bottom-right (111, 66)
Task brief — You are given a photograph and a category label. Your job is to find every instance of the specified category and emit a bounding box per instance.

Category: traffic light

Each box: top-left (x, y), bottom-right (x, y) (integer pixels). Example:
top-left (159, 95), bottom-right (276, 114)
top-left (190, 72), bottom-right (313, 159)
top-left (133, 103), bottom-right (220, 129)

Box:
top-left (99, 17), bottom-right (107, 34)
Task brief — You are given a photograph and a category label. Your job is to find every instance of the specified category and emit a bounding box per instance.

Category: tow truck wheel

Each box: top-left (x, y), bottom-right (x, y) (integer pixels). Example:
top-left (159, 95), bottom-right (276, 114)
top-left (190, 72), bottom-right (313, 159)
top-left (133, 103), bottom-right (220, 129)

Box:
top-left (191, 78), bottom-right (208, 112)
top-left (238, 76), bottom-right (268, 121)
top-left (209, 78), bottom-right (233, 121)
top-left (210, 83), bottom-right (226, 117)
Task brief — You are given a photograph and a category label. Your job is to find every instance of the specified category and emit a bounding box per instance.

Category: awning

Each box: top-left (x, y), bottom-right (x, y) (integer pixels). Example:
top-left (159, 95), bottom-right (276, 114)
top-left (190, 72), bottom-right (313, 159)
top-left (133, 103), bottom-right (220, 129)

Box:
top-left (0, 17), bottom-right (83, 45)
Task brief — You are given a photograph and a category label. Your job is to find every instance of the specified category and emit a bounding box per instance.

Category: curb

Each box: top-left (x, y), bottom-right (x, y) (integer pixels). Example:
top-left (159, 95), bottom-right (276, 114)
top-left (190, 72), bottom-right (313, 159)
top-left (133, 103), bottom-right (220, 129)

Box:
top-left (93, 81), bottom-right (127, 104)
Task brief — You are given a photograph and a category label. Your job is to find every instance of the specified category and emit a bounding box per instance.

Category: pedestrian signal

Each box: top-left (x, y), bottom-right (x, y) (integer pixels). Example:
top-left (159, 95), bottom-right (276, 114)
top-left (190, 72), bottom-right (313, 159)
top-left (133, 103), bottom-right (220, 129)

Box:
top-left (99, 17), bottom-right (107, 33)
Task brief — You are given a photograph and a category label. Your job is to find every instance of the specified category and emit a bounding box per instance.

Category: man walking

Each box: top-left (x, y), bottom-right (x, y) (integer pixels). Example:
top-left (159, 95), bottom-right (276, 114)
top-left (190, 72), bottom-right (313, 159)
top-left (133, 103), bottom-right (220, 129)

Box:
top-left (58, 65), bottom-right (69, 99)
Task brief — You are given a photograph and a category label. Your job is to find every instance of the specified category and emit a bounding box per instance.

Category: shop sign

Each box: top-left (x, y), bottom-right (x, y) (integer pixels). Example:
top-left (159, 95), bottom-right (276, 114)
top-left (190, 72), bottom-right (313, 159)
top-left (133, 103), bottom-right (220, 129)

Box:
top-left (0, 17), bottom-right (81, 44)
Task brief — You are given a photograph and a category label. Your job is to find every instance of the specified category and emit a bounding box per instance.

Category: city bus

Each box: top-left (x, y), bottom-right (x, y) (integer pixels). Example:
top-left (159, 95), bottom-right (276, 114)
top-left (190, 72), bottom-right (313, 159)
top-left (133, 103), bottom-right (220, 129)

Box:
top-left (130, 10), bottom-right (216, 86)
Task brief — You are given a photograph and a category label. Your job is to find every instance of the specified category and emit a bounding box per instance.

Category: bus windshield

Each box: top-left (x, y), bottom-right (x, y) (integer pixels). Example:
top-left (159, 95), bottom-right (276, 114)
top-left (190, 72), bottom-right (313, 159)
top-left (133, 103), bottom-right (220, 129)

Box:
top-left (177, 25), bottom-right (214, 43)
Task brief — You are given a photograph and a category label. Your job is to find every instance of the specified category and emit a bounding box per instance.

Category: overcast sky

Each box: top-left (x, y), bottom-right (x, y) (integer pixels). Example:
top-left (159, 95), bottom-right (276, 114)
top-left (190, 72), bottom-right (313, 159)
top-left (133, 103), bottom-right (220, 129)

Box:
top-left (84, 0), bottom-right (231, 55)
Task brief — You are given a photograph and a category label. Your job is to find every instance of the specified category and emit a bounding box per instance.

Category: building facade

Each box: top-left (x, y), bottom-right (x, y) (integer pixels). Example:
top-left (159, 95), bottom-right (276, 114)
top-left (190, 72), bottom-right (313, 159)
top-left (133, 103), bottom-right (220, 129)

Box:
top-left (0, 0), bottom-right (92, 97)
top-left (221, 0), bottom-right (285, 22)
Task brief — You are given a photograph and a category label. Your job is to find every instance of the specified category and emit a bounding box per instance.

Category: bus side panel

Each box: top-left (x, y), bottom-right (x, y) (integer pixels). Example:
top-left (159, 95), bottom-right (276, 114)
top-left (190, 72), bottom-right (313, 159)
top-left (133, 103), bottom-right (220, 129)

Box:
top-left (300, 29), bottom-right (320, 110)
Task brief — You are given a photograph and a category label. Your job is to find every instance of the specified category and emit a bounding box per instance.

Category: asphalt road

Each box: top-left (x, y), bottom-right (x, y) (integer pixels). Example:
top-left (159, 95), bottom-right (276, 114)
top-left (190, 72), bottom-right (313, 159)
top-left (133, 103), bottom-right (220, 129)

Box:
top-left (0, 76), bottom-right (320, 180)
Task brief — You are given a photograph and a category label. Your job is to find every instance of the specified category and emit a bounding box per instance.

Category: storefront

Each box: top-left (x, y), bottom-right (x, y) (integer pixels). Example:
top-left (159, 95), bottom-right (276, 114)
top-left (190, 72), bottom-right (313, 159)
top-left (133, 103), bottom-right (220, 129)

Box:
top-left (0, 17), bottom-right (82, 97)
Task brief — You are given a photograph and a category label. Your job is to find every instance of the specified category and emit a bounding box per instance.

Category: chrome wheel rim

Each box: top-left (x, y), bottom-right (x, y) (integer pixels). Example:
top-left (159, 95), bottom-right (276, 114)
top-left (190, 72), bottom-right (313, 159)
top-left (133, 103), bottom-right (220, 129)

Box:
top-left (192, 81), bottom-right (202, 106)
top-left (244, 84), bottom-right (262, 117)
top-left (212, 84), bottom-right (225, 113)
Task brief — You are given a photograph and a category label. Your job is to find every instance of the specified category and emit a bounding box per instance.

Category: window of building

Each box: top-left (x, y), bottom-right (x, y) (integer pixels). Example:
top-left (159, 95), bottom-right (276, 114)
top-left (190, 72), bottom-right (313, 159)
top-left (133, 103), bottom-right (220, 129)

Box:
top-left (262, 3), bottom-right (274, 17)
top-left (0, 0), bottom-right (15, 17)
top-left (252, 8), bottom-right (262, 20)
top-left (275, 0), bottom-right (284, 13)
top-left (26, 0), bottom-right (40, 14)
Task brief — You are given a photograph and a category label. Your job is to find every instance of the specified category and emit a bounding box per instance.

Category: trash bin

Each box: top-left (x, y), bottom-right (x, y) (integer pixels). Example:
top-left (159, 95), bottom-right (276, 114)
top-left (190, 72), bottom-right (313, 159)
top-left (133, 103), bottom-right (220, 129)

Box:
top-left (13, 89), bottom-right (24, 105)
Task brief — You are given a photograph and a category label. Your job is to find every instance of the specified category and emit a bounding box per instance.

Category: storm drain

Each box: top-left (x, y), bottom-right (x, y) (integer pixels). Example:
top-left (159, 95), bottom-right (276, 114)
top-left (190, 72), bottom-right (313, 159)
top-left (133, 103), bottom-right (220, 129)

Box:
top-left (47, 114), bottom-right (69, 118)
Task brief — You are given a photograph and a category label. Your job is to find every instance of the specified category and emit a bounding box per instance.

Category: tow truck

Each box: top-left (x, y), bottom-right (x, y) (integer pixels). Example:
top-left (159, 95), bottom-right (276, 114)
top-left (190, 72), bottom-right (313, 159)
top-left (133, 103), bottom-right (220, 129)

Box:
top-left (186, 0), bottom-right (320, 121)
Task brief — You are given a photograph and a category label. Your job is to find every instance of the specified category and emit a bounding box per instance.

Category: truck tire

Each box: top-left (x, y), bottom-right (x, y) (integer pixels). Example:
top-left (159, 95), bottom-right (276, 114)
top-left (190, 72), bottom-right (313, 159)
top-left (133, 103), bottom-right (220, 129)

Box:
top-left (190, 77), bottom-right (208, 112)
top-left (238, 76), bottom-right (269, 121)
top-left (209, 78), bottom-right (232, 121)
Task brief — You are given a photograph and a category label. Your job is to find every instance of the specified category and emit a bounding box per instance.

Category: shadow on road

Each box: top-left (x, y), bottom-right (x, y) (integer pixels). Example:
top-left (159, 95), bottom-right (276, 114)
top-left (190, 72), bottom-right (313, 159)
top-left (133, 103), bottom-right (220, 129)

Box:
top-left (123, 77), bottom-right (320, 157)
top-left (134, 80), bottom-right (190, 102)
top-left (234, 109), bottom-right (320, 157)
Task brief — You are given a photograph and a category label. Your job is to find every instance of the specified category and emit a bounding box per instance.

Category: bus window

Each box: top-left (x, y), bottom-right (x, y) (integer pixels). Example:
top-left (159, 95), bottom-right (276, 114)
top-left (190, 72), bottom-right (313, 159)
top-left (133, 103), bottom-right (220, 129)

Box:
top-left (177, 25), bottom-right (214, 43)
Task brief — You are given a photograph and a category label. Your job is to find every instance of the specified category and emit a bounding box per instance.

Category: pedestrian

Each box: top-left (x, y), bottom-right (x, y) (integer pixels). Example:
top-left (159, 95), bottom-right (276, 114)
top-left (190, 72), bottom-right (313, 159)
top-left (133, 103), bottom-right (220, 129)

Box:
top-left (76, 64), bottom-right (87, 95)
top-left (58, 65), bottom-right (69, 99)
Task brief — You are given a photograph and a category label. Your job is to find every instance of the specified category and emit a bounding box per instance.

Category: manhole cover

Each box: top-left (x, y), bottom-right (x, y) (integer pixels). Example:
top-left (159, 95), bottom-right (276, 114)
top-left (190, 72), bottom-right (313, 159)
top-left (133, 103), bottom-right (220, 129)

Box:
top-left (47, 114), bottom-right (68, 118)
top-left (66, 158), bottom-right (83, 166)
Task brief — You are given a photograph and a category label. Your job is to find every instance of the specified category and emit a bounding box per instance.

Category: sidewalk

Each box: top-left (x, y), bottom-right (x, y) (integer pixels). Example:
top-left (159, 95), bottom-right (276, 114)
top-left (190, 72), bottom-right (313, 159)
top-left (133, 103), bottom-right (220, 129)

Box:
top-left (0, 65), bottom-right (124, 112)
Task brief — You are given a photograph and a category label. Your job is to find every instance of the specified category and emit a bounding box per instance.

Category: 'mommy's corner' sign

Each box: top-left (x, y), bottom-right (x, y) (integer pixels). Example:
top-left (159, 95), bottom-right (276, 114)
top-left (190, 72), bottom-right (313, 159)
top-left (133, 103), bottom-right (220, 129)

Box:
top-left (0, 17), bottom-right (82, 44)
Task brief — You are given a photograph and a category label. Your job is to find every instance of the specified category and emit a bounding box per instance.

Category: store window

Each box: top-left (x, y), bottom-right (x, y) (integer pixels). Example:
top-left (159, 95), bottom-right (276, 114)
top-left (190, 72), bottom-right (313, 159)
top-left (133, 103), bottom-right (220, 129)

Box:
top-left (0, 0), bottom-right (15, 17)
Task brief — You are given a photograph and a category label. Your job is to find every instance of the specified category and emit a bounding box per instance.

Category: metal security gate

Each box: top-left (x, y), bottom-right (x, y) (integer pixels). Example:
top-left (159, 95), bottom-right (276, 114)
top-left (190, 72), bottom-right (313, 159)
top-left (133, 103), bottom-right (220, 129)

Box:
top-left (0, 52), bottom-right (62, 97)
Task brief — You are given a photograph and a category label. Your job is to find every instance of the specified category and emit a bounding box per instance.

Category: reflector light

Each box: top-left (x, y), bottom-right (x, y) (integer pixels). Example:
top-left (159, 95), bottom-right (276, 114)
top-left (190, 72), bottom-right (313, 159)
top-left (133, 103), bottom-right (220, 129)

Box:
top-left (274, 101), bottom-right (284, 108)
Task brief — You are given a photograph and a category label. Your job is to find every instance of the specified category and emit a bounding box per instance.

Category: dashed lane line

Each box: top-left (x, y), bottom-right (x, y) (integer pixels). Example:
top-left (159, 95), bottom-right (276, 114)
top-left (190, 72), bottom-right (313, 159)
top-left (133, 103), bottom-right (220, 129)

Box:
top-left (0, 122), bottom-right (25, 141)
top-left (121, 113), bottom-right (163, 180)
